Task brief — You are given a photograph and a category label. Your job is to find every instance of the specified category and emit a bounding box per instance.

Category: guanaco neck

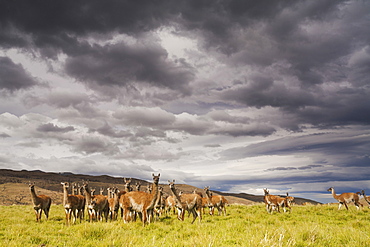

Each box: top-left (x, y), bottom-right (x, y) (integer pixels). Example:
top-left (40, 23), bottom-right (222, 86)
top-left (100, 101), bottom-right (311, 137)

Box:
top-left (147, 175), bottom-right (160, 209)
top-left (78, 186), bottom-right (83, 195)
top-left (29, 185), bottom-right (38, 204)
top-left (330, 188), bottom-right (339, 200)
top-left (154, 187), bottom-right (163, 207)
top-left (84, 184), bottom-right (93, 203)
top-left (204, 188), bottom-right (213, 203)
top-left (113, 188), bottom-right (118, 204)
top-left (71, 183), bottom-right (76, 195)
top-left (61, 183), bottom-right (69, 206)
top-left (169, 184), bottom-right (182, 206)
top-left (107, 188), bottom-right (111, 199)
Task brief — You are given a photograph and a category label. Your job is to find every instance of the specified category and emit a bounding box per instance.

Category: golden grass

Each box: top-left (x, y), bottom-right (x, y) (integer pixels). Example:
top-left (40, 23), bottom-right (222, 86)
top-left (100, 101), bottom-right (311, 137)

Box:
top-left (0, 204), bottom-right (369, 246)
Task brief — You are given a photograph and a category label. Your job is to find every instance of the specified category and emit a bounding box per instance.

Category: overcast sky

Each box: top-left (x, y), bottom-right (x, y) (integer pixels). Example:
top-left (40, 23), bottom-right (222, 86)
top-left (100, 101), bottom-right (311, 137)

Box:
top-left (0, 0), bottom-right (369, 203)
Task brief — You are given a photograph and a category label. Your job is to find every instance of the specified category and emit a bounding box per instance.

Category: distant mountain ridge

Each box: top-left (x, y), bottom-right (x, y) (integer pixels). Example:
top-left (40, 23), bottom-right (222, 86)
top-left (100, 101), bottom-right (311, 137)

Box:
top-left (215, 191), bottom-right (321, 205)
top-left (0, 169), bottom-right (321, 206)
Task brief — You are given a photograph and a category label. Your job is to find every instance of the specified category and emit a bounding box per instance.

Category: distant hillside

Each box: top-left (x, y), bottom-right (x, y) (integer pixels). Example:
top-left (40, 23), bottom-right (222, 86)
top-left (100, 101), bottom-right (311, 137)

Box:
top-left (0, 169), bottom-right (320, 206)
top-left (216, 191), bottom-right (321, 206)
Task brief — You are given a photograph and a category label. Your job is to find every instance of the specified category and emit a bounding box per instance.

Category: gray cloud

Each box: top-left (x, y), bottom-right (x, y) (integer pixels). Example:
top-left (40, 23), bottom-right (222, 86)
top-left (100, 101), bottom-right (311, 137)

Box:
top-left (0, 1), bottom-right (174, 48)
top-left (113, 107), bottom-right (176, 127)
top-left (89, 122), bottom-right (132, 139)
top-left (72, 136), bottom-right (121, 156)
top-left (204, 144), bottom-right (221, 148)
top-left (209, 123), bottom-right (276, 137)
top-left (0, 132), bottom-right (11, 138)
top-left (64, 43), bottom-right (195, 95)
top-left (37, 123), bottom-right (75, 133)
top-left (219, 80), bottom-right (316, 110)
top-left (265, 164), bottom-right (323, 172)
top-left (16, 141), bottom-right (41, 148)
top-left (207, 110), bottom-right (251, 124)
top-left (221, 131), bottom-right (370, 174)
top-left (0, 57), bottom-right (38, 92)
top-left (1, 0), bottom-right (370, 203)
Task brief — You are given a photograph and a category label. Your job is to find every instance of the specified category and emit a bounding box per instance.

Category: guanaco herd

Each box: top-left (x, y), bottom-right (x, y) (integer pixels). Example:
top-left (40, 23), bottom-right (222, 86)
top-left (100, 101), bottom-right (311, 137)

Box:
top-left (28, 175), bottom-right (370, 225)
top-left (263, 187), bottom-right (370, 214)
top-left (28, 174), bottom-right (228, 226)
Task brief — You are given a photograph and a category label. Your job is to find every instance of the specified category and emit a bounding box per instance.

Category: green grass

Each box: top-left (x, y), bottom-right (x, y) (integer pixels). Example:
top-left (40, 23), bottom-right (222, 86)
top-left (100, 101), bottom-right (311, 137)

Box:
top-left (0, 204), bottom-right (369, 246)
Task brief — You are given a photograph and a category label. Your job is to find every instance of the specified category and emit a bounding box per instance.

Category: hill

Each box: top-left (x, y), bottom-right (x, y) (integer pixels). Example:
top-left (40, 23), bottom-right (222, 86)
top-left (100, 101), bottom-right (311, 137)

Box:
top-left (0, 168), bottom-right (320, 206)
top-left (216, 191), bottom-right (321, 205)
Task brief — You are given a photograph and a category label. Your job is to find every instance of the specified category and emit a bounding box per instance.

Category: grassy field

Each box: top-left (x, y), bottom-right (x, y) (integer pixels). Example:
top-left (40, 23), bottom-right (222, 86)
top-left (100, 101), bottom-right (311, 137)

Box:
top-left (0, 204), bottom-right (369, 247)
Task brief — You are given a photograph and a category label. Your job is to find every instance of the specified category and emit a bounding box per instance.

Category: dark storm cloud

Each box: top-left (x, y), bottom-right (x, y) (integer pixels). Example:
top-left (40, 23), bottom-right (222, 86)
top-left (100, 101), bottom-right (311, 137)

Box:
top-left (0, 0), bottom-right (369, 203)
top-left (0, 57), bottom-right (38, 92)
top-left (221, 131), bottom-right (370, 168)
top-left (0, 133), bottom-right (11, 138)
top-left (209, 123), bottom-right (276, 137)
top-left (0, 1), bottom-right (194, 94)
top-left (295, 92), bottom-right (370, 126)
top-left (220, 79), bottom-right (316, 110)
top-left (36, 123), bottom-right (75, 133)
top-left (348, 46), bottom-right (370, 87)
top-left (209, 0), bottom-right (366, 90)
top-left (0, 0), bottom-right (175, 46)
top-left (218, 72), bottom-right (370, 129)
top-left (201, 1), bottom-right (370, 128)
top-left (1, 1), bottom-right (368, 104)
top-left (64, 43), bottom-right (195, 94)
top-left (265, 164), bottom-right (322, 172)
top-left (0, 0), bottom-right (368, 135)
top-left (176, 0), bottom-right (298, 55)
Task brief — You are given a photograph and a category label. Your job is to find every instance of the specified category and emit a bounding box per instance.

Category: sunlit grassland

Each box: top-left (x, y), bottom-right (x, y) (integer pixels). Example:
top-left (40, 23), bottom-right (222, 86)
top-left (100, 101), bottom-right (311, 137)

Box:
top-left (0, 204), bottom-right (369, 246)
